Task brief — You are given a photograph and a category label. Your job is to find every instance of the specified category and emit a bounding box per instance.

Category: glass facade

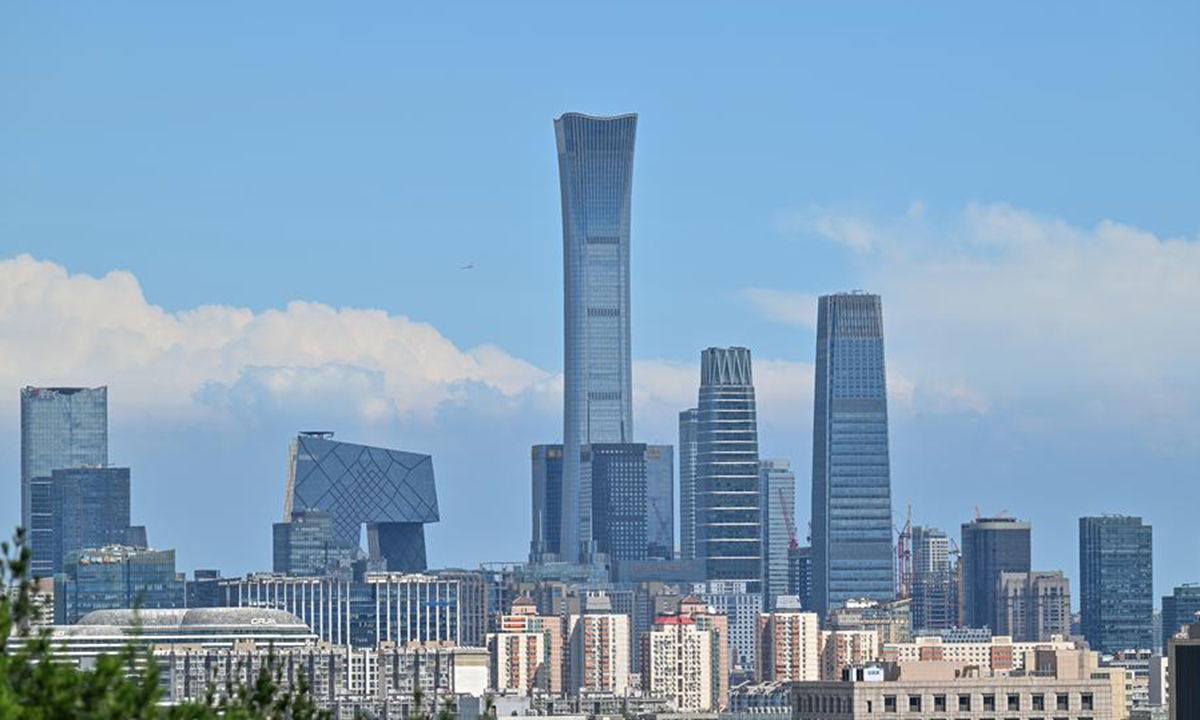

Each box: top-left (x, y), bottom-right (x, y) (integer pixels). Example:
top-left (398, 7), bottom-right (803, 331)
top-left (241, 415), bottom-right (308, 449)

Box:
top-left (1163, 585), bottom-right (1200, 651)
top-left (960, 518), bottom-right (1031, 629)
top-left (645, 445), bottom-right (674, 560)
top-left (678, 408), bottom-right (700, 561)
top-left (788, 545), bottom-right (812, 610)
top-left (273, 509), bottom-right (355, 577)
top-left (529, 444), bottom-right (564, 562)
top-left (20, 386), bottom-right (108, 577)
top-left (583, 443), bottom-right (649, 563)
top-left (1079, 516), bottom-right (1154, 653)
top-left (556, 112), bottom-right (637, 563)
top-left (695, 347), bottom-right (762, 592)
top-left (35, 467), bottom-right (133, 576)
top-left (56, 545), bottom-right (185, 624)
top-left (810, 294), bottom-right (895, 616)
top-left (759, 459), bottom-right (796, 609)
top-left (283, 432), bottom-right (439, 572)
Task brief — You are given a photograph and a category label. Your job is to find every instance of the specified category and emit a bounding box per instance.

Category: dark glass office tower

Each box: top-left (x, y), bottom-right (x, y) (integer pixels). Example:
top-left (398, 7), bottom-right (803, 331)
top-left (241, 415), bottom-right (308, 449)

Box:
top-left (530, 444), bottom-right (565, 562)
top-left (960, 517), bottom-right (1031, 630)
top-left (1162, 585), bottom-right (1200, 652)
top-left (695, 347), bottom-right (762, 592)
top-left (1079, 516), bottom-right (1154, 653)
top-left (644, 445), bottom-right (674, 560)
top-left (584, 444), bottom-right (648, 563)
top-left (678, 408), bottom-right (700, 561)
top-left (810, 293), bottom-right (895, 616)
top-left (283, 432), bottom-right (439, 572)
top-left (556, 112), bottom-right (637, 563)
top-left (33, 467), bottom-right (133, 575)
top-left (760, 459), bottom-right (796, 609)
top-left (20, 386), bottom-right (108, 577)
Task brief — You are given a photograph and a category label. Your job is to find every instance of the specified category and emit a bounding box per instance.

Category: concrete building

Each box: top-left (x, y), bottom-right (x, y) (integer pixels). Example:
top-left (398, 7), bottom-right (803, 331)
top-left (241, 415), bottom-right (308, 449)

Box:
top-left (567, 597), bottom-right (630, 695)
top-left (882, 634), bottom-right (1077, 674)
top-left (642, 615), bottom-right (715, 711)
top-left (961, 517), bottom-right (1032, 631)
top-left (756, 595), bottom-right (819, 682)
top-left (488, 597), bottom-right (563, 695)
top-left (827, 597), bottom-right (912, 654)
top-left (911, 525), bottom-right (958, 634)
top-left (694, 579), bottom-right (762, 675)
top-left (681, 595), bottom-right (731, 710)
top-left (996, 570), bottom-right (1073, 642)
top-left (820, 629), bottom-right (879, 681)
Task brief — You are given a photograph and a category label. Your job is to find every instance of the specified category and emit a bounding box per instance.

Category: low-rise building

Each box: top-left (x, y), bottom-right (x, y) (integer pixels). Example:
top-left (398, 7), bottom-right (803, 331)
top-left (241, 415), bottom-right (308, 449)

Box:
top-left (882, 633), bottom-right (1077, 674)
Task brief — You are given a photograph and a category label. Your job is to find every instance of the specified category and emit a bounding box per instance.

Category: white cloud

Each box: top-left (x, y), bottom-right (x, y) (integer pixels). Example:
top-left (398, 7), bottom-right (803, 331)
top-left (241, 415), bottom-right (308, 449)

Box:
top-left (740, 288), bottom-right (818, 329)
top-left (0, 254), bottom-right (554, 426)
top-left (763, 202), bottom-right (1200, 440)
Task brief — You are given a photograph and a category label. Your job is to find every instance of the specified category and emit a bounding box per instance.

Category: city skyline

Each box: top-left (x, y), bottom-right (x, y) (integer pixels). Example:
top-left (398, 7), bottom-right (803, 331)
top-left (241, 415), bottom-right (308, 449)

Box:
top-left (2, 3), bottom-right (1199, 604)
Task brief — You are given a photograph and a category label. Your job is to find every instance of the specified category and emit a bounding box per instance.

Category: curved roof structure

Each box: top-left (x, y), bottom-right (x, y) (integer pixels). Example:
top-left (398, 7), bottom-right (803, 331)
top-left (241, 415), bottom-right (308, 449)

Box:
top-left (76, 607), bottom-right (307, 629)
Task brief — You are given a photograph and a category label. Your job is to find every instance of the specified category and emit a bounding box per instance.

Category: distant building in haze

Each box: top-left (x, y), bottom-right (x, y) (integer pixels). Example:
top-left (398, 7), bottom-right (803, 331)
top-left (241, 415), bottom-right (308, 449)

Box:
top-left (645, 445), bottom-right (674, 560)
top-left (810, 294), bottom-right (894, 617)
top-left (961, 517), bottom-right (1031, 630)
top-left (29, 466), bottom-right (134, 577)
top-left (788, 545), bottom-right (813, 611)
top-left (695, 347), bottom-right (762, 593)
top-left (678, 408), bottom-right (700, 561)
top-left (55, 545), bottom-right (184, 624)
top-left (529, 444), bottom-right (564, 562)
top-left (1079, 515), bottom-right (1154, 654)
top-left (911, 525), bottom-right (958, 634)
top-left (273, 509), bottom-right (354, 577)
top-left (556, 112), bottom-right (638, 564)
top-left (759, 459), bottom-right (795, 610)
top-left (21, 386), bottom-right (108, 578)
top-left (996, 570), bottom-right (1072, 642)
top-left (1163, 584), bottom-right (1200, 652)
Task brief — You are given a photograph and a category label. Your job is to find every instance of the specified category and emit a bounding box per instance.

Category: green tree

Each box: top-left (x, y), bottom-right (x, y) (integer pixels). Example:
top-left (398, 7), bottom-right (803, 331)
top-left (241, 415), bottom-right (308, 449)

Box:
top-left (0, 527), bottom-right (331, 719)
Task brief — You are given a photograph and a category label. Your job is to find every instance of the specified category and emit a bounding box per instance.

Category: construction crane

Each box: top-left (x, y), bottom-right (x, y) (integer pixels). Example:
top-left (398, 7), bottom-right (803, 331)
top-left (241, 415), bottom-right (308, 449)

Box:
top-left (779, 489), bottom-right (799, 550)
top-left (895, 504), bottom-right (913, 600)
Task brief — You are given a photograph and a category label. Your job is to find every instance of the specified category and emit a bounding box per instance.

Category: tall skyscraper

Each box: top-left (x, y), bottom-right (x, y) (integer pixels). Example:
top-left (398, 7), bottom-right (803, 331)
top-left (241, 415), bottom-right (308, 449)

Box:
top-left (1162, 585), bottom-right (1200, 652)
top-left (810, 293), bottom-right (895, 617)
top-left (678, 408), bottom-right (700, 561)
top-left (759, 459), bottom-right (796, 610)
top-left (910, 525), bottom-right (958, 634)
top-left (32, 467), bottom-right (134, 576)
top-left (530, 444), bottom-right (564, 562)
top-left (556, 112), bottom-right (638, 564)
top-left (584, 444), bottom-right (648, 563)
top-left (960, 517), bottom-right (1032, 630)
top-left (1079, 516), bottom-right (1154, 654)
top-left (695, 347), bottom-right (761, 591)
top-left (20, 386), bottom-right (108, 577)
top-left (282, 431), bottom-right (439, 572)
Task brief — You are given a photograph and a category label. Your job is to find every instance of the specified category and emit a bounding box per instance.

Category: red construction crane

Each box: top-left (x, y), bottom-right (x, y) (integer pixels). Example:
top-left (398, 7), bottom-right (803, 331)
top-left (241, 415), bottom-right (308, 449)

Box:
top-left (779, 489), bottom-right (799, 550)
top-left (895, 504), bottom-right (913, 600)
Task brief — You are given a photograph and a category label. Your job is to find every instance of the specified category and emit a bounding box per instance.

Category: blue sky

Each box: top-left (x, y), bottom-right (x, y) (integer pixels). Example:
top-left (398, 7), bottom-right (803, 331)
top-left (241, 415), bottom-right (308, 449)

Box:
top-left (2, 2), bottom-right (1198, 603)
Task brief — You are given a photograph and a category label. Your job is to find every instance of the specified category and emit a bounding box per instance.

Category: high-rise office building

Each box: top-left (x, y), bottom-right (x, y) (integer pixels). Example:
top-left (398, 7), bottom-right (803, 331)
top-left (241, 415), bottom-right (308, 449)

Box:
top-left (693, 579), bottom-right (762, 675)
top-left (21, 386), bottom-right (108, 577)
top-left (1162, 585), bottom-right (1200, 652)
top-left (530, 444), bottom-right (564, 562)
top-left (645, 445), bottom-right (674, 560)
top-left (695, 347), bottom-right (761, 591)
top-left (679, 408), bottom-right (700, 561)
top-left (282, 432), bottom-right (439, 572)
top-left (31, 466), bottom-right (134, 576)
top-left (583, 444), bottom-right (647, 563)
top-left (1079, 516), bottom-right (1154, 654)
top-left (759, 459), bottom-right (796, 610)
top-left (809, 294), bottom-right (895, 617)
top-left (911, 525), bottom-right (958, 634)
top-left (273, 509), bottom-right (354, 577)
top-left (788, 545), bottom-right (813, 611)
top-left (55, 545), bottom-right (185, 624)
top-left (556, 112), bottom-right (638, 564)
top-left (960, 517), bottom-right (1032, 630)
top-left (996, 571), bottom-right (1072, 642)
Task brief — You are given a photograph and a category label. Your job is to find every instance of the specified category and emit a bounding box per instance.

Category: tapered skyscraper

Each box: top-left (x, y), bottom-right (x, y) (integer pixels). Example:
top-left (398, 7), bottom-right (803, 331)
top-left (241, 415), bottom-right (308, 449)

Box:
top-left (810, 293), bottom-right (894, 617)
top-left (696, 347), bottom-right (762, 591)
top-left (555, 112), bottom-right (637, 563)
